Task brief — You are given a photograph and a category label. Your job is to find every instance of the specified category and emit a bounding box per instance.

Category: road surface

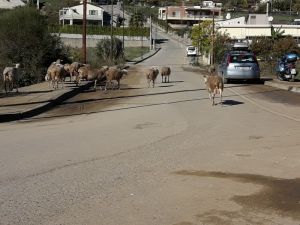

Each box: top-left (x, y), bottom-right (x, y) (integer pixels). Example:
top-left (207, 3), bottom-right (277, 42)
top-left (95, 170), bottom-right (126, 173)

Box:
top-left (1, 28), bottom-right (300, 225)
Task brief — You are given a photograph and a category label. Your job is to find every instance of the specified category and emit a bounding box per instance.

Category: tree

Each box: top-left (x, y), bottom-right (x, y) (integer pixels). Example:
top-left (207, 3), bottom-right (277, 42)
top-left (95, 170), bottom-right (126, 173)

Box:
top-left (0, 6), bottom-right (69, 85)
top-left (271, 26), bottom-right (285, 41)
top-left (214, 33), bottom-right (230, 64)
top-left (129, 10), bottom-right (146, 27)
top-left (96, 37), bottom-right (124, 65)
top-left (191, 21), bottom-right (212, 55)
top-left (272, 36), bottom-right (300, 59)
top-left (250, 37), bottom-right (273, 60)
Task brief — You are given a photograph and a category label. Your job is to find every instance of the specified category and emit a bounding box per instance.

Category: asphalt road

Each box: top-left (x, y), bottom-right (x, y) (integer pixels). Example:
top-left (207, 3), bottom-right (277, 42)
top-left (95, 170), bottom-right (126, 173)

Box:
top-left (1, 29), bottom-right (300, 225)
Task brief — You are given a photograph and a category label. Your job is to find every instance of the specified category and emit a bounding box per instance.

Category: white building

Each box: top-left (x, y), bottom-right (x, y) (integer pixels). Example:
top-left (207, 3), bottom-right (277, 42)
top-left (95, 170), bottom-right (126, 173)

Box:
top-left (59, 3), bottom-right (104, 26)
top-left (216, 15), bottom-right (300, 40)
top-left (0, 0), bottom-right (25, 9)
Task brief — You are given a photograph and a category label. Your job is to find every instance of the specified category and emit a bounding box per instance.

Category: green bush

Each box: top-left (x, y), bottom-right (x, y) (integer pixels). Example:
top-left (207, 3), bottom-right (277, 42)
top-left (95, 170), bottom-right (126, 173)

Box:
top-left (96, 37), bottom-right (124, 66)
top-left (0, 6), bottom-right (69, 85)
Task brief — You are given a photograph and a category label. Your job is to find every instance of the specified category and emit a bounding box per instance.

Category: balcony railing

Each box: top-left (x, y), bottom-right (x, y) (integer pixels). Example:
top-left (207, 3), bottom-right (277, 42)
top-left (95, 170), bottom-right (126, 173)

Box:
top-left (59, 14), bottom-right (103, 21)
top-left (159, 15), bottom-right (223, 21)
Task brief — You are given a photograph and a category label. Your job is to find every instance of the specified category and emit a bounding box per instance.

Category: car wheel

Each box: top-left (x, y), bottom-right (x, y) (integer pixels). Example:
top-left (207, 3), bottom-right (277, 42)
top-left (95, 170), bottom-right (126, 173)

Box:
top-left (277, 73), bottom-right (284, 81)
top-left (222, 75), bottom-right (228, 84)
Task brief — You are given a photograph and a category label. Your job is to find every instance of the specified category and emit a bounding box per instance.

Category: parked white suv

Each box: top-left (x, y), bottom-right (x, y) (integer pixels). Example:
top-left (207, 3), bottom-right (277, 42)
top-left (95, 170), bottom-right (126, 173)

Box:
top-left (186, 46), bottom-right (197, 57)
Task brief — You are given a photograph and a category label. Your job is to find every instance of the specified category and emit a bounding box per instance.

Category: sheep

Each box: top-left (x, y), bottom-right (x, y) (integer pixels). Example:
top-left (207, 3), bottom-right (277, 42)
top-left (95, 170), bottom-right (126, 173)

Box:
top-left (105, 68), bottom-right (127, 91)
top-left (145, 67), bottom-right (159, 88)
top-left (63, 63), bottom-right (72, 82)
top-left (160, 66), bottom-right (171, 83)
top-left (69, 62), bottom-right (84, 84)
top-left (203, 74), bottom-right (224, 106)
top-left (77, 65), bottom-right (109, 90)
top-left (2, 63), bottom-right (21, 94)
top-left (46, 62), bottom-right (67, 89)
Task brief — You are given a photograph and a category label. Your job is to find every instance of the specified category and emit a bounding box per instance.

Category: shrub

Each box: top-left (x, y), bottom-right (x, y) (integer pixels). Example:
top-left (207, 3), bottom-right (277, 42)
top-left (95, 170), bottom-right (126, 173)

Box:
top-left (96, 37), bottom-right (124, 65)
top-left (0, 6), bottom-right (69, 85)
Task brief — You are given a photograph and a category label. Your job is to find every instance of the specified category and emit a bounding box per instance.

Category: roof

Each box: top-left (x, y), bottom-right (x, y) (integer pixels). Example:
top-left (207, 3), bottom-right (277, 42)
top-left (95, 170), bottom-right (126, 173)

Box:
top-left (0, 0), bottom-right (25, 9)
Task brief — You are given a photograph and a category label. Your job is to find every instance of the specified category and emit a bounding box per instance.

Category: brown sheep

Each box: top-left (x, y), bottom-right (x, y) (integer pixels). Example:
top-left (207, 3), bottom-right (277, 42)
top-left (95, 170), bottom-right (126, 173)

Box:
top-left (77, 65), bottom-right (109, 90)
top-left (69, 62), bottom-right (83, 84)
top-left (63, 63), bottom-right (72, 82)
top-left (2, 63), bottom-right (21, 94)
top-left (105, 68), bottom-right (127, 91)
top-left (46, 63), bottom-right (66, 89)
top-left (145, 67), bottom-right (159, 88)
top-left (160, 66), bottom-right (171, 83)
top-left (203, 75), bottom-right (224, 106)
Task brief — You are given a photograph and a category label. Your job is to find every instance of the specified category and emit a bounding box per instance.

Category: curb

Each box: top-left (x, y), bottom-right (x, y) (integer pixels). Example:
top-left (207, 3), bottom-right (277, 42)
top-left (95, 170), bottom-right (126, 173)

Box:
top-left (126, 48), bottom-right (161, 65)
top-left (0, 81), bottom-right (93, 123)
top-left (264, 80), bottom-right (300, 93)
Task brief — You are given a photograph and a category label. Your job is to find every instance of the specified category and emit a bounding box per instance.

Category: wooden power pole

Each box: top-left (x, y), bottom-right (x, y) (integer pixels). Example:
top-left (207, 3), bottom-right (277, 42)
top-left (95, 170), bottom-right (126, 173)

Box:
top-left (82, 0), bottom-right (87, 64)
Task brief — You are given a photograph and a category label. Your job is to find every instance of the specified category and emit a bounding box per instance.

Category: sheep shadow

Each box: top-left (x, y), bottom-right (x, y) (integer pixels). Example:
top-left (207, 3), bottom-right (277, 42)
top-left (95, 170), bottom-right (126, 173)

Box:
top-left (221, 99), bottom-right (244, 106)
top-left (169, 80), bottom-right (184, 83)
top-left (158, 84), bottom-right (174, 88)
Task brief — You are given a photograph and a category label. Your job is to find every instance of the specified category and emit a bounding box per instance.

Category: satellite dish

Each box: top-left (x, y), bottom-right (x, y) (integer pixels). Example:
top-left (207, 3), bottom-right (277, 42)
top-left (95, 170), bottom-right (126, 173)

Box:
top-left (226, 13), bottom-right (231, 20)
top-left (268, 16), bottom-right (274, 22)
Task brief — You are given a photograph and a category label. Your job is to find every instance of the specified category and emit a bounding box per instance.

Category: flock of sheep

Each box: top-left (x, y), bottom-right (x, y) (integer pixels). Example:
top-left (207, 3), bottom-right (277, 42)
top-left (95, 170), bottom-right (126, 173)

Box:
top-left (2, 61), bottom-right (223, 106)
top-left (44, 60), bottom-right (173, 92)
top-left (44, 60), bottom-right (128, 91)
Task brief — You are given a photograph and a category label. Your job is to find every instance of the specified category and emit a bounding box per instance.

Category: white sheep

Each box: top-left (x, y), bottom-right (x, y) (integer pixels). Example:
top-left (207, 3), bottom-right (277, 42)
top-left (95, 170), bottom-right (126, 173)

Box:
top-left (160, 66), bottom-right (171, 83)
top-left (145, 66), bottom-right (159, 88)
top-left (2, 63), bottom-right (21, 94)
top-left (203, 75), bottom-right (224, 106)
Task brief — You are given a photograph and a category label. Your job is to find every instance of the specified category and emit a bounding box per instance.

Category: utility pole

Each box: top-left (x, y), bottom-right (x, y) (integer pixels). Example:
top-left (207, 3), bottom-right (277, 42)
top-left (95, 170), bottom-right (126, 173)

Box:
top-left (122, 0), bottom-right (125, 54)
top-left (110, 0), bottom-right (114, 62)
top-left (150, 13), bottom-right (152, 50)
top-left (166, 6), bottom-right (168, 33)
top-left (211, 9), bottom-right (215, 66)
top-left (82, 0), bottom-right (87, 64)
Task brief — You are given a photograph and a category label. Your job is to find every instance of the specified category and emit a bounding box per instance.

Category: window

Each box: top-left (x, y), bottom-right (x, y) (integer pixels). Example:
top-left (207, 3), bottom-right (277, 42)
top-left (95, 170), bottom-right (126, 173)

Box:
top-left (89, 10), bottom-right (98, 16)
top-left (230, 55), bottom-right (256, 63)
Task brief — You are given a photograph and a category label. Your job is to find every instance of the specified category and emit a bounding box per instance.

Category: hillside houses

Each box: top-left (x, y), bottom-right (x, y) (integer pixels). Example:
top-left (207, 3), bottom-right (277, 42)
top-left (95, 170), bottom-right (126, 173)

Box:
top-left (59, 3), bottom-right (104, 26)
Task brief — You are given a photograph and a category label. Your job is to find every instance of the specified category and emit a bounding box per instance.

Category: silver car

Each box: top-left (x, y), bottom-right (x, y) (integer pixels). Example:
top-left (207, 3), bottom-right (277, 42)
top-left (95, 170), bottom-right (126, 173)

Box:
top-left (218, 51), bottom-right (260, 83)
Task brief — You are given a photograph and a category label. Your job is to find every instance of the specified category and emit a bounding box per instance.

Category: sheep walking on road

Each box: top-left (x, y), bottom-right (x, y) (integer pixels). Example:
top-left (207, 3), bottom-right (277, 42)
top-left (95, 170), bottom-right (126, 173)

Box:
top-left (77, 65), bottom-right (109, 90)
top-left (203, 75), bottom-right (224, 106)
top-left (146, 67), bottom-right (159, 88)
top-left (2, 63), bottom-right (21, 94)
top-left (160, 66), bottom-right (171, 83)
top-left (105, 68), bottom-right (127, 91)
top-left (45, 62), bottom-right (67, 89)
top-left (69, 62), bottom-right (83, 84)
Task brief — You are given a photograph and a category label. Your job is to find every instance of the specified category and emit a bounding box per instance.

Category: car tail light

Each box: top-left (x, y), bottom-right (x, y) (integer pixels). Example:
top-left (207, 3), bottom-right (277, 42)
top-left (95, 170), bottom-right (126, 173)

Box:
top-left (226, 55), bottom-right (231, 66)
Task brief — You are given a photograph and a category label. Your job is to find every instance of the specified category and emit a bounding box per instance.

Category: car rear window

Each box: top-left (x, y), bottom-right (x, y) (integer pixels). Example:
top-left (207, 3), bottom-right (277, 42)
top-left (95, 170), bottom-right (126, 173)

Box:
top-left (230, 54), bottom-right (257, 63)
top-left (188, 47), bottom-right (195, 50)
